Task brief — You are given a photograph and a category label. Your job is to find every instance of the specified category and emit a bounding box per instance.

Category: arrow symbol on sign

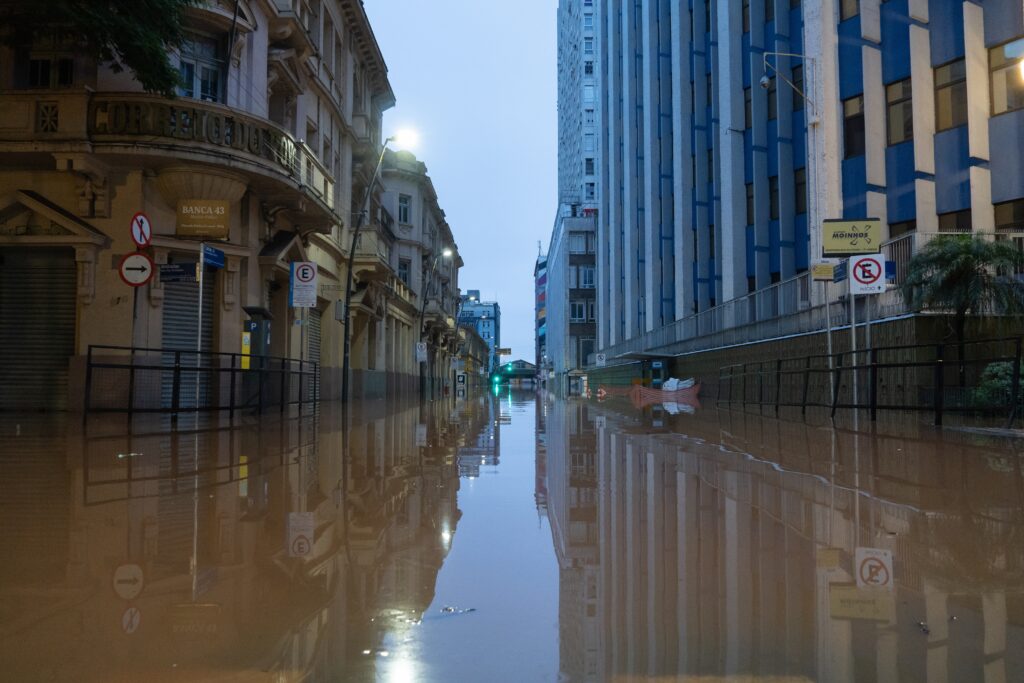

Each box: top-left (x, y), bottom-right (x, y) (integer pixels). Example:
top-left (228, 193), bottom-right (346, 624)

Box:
top-left (117, 577), bottom-right (140, 586)
top-left (125, 265), bottom-right (149, 273)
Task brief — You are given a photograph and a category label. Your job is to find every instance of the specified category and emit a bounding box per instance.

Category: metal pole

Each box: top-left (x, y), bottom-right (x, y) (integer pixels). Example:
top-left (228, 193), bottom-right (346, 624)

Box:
top-left (341, 137), bottom-right (394, 403)
top-left (850, 281), bottom-right (858, 409)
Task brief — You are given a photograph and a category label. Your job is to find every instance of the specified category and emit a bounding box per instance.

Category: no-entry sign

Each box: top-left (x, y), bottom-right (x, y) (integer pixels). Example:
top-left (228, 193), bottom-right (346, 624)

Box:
top-left (849, 254), bottom-right (885, 295)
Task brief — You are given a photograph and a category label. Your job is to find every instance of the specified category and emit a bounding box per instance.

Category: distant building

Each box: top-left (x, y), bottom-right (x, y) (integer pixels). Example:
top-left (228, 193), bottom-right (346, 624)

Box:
top-left (535, 251), bottom-right (549, 381)
top-left (546, 214), bottom-right (597, 395)
top-left (459, 290), bottom-right (501, 373)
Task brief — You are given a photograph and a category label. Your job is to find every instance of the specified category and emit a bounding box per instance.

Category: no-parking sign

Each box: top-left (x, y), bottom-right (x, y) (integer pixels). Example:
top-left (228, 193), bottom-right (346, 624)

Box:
top-left (849, 255), bottom-right (886, 295)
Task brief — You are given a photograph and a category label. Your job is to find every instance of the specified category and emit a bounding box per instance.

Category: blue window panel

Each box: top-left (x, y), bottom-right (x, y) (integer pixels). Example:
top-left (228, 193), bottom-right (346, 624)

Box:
top-left (884, 142), bottom-right (917, 222)
top-left (769, 221), bottom-right (782, 273)
top-left (792, 110), bottom-right (806, 168)
top-left (746, 225), bottom-right (756, 277)
top-left (767, 120), bottom-right (779, 175)
top-left (789, 7), bottom-right (804, 54)
top-left (742, 33), bottom-right (752, 87)
top-left (842, 156), bottom-right (867, 219)
top-left (983, 0), bottom-right (1024, 48)
top-left (838, 18), bottom-right (864, 101)
top-left (928, 0), bottom-right (965, 65)
top-left (933, 127), bottom-right (971, 214)
top-left (990, 110), bottom-right (1024, 203)
top-left (794, 213), bottom-right (809, 271)
top-left (880, 0), bottom-right (912, 84)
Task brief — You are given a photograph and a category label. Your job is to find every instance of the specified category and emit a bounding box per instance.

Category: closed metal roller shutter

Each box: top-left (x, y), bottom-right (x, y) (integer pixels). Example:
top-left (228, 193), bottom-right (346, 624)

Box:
top-left (306, 307), bottom-right (322, 400)
top-left (161, 264), bottom-right (216, 409)
top-left (0, 248), bottom-right (76, 411)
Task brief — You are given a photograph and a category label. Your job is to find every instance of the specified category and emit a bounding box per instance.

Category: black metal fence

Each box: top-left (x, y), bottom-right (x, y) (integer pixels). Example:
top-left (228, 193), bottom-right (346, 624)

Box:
top-left (718, 336), bottom-right (1024, 426)
top-left (84, 345), bottom-right (319, 418)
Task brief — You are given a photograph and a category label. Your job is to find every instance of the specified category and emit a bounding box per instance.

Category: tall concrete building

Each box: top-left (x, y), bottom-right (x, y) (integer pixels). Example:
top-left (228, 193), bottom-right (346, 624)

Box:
top-left (593, 0), bottom-right (1024, 359)
top-left (547, 0), bottom-right (601, 392)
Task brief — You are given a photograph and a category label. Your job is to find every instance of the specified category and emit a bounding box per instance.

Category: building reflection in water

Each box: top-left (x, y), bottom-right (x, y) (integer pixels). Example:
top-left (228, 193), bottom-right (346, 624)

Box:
top-left (0, 395), bottom-right (495, 681)
top-left (542, 398), bottom-right (1024, 682)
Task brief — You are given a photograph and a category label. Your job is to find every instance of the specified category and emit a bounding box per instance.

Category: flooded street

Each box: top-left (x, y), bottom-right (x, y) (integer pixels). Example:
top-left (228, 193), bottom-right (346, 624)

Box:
top-left (2, 394), bottom-right (1024, 681)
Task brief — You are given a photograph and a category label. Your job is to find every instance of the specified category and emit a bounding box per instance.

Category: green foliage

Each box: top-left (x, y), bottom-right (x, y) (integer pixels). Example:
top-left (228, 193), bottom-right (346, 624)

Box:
top-left (971, 361), bottom-right (1024, 409)
top-left (2, 0), bottom-right (202, 97)
top-left (901, 235), bottom-right (1024, 341)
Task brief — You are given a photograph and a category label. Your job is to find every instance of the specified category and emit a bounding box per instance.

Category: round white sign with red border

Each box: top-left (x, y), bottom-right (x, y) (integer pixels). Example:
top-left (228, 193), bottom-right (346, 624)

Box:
top-left (130, 212), bottom-right (152, 248)
top-left (119, 252), bottom-right (155, 287)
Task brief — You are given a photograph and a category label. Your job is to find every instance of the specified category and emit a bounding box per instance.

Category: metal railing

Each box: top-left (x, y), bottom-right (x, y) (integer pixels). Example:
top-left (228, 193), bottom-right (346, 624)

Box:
top-left (84, 345), bottom-right (319, 418)
top-left (718, 336), bottom-right (1024, 427)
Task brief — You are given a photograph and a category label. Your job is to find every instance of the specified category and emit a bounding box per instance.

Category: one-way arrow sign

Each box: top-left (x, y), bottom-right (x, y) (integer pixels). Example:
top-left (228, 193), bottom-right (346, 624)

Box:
top-left (119, 253), bottom-right (154, 287)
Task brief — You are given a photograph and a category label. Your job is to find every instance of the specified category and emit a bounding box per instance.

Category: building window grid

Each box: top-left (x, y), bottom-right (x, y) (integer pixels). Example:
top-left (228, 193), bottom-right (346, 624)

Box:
top-left (769, 176), bottom-right (779, 220)
top-left (398, 194), bottom-right (411, 224)
top-left (990, 38), bottom-right (1024, 116)
top-left (840, 0), bottom-right (859, 22)
top-left (935, 58), bottom-right (967, 131)
top-left (938, 209), bottom-right (973, 234)
top-left (886, 78), bottom-right (914, 145)
top-left (794, 168), bottom-right (807, 215)
top-left (792, 65), bottom-right (804, 111)
top-left (843, 95), bottom-right (866, 158)
top-left (995, 199), bottom-right (1024, 232)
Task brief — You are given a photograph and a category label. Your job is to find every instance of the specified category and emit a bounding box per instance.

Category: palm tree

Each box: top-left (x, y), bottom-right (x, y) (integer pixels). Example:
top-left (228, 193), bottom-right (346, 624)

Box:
top-left (902, 235), bottom-right (1024, 382)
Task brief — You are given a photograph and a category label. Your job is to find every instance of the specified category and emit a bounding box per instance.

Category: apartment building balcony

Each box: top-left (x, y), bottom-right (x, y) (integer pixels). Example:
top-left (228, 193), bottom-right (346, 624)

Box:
top-left (0, 91), bottom-right (337, 231)
top-left (266, 0), bottom-right (319, 57)
top-left (353, 226), bottom-right (394, 282)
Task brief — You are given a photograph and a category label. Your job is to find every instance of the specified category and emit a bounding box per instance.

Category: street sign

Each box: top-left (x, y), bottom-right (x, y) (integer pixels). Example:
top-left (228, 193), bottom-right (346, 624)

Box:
top-left (595, 353), bottom-right (607, 367)
top-left (822, 218), bottom-right (882, 256)
top-left (855, 547), bottom-right (894, 590)
top-left (177, 199), bottom-right (229, 239)
top-left (416, 341), bottom-right (428, 363)
top-left (812, 263), bottom-right (835, 282)
top-left (415, 424), bottom-right (427, 447)
top-left (159, 263), bottom-right (197, 283)
top-left (121, 606), bottom-right (141, 635)
top-left (202, 244), bottom-right (225, 269)
top-left (833, 260), bottom-right (848, 283)
top-left (130, 212), bottom-right (152, 248)
top-left (829, 584), bottom-right (896, 621)
top-left (289, 261), bottom-right (317, 308)
top-left (287, 512), bottom-right (315, 558)
top-left (849, 255), bottom-right (886, 295)
top-left (118, 252), bottom-right (154, 287)
top-left (169, 603), bottom-right (221, 637)
top-left (112, 563), bottom-right (144, 600)
top-left (497, 348), bottom-right (512, 356)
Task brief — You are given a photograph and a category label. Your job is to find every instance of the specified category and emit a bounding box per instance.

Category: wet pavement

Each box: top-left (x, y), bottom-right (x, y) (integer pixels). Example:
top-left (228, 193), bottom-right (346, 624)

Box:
top-left (1, 392), bottom-right (1023, 681)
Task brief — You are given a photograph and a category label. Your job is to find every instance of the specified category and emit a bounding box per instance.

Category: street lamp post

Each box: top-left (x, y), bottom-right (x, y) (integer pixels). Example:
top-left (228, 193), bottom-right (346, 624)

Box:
top-left (761, 51), bottom-right (835, 396)
top-left (340, 135), bottom-right (398, 404)
top-left (417, 247), bottom-right (453, 398)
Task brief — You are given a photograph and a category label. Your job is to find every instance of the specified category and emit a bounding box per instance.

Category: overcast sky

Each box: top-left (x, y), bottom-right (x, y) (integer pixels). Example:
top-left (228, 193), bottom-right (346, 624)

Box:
top-left (365, 1), bottom-right (557, 361)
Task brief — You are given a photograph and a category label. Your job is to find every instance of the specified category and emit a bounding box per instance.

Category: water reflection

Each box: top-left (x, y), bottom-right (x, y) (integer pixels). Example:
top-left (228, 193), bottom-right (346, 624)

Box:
top-left (0, 396), bottom-right (495, 681)
top-left (542, 397), bottom-right (1024, 681)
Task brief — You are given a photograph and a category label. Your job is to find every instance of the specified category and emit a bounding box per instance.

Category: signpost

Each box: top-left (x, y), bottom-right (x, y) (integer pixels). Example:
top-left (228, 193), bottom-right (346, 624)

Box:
top-left (118, 253), bottom-right (154, 287)
top-left (289, 261), bottom-right (318, 308)
top-left (822, 218), bottom-right (882, 257)
top-left (416, 341), bottom-right (428, 364)
top-left (176, 199), bottom-right (229, 239)
top-left (849, 254), bottom-right (885, 295)
top-left (121, 606), bottom-right (141, 635)
top-left (855, 547), bottom-right (894, 590)
top-left (287, 512), bottom-right (315, 558)
top-left (497, 348), bottom-right (512, 356)
top-left (595, 353), bottom-right (607, 367)
top-left (112, 563), bottom-right (144, 600)
top-left (130, 212), bottom-right (152, 248)
top-left (159, 263), bottom-right (197, 283)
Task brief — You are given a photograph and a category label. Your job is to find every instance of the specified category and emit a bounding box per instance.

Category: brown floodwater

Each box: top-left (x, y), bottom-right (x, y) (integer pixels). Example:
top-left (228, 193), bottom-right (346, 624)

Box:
top-left (1, 392), bottom-right (1023, 682)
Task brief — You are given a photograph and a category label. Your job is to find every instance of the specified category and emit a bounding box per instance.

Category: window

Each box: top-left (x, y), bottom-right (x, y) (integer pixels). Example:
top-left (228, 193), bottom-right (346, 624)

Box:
top-left (580, 265), bottom-right (596, 288)
top-left (840, 0), bottom-right (859, 21)
top-left (790, 0), bottom-right (801, 7)
top-left (706, 77), bottom-right (713, 107)
top-left (990, 38), bottom-right (1024, 116)
top-left (938, 209), bottom-right (973, 233)
top-left (568, 265), bottom-right (579, 288)
top-left (746, 183), bottom-right (755, 225)
top-left (742, 0), bottom-right (750, 33)
top-left (587, 233), bottom-right (597, 253)
top-left (27, 56), bottom-right (74, 88)
top-left (583, 84), bottom-right (595, 102)
top-left (585, 158), bottom-right (595, 175)
top-left (707, 149), bottom-right (714, 178)
top-left (744, 87), bottom-right (752, 128)
top-left (398, 194), bottom-right (411, 224)
top-left (584, 133), bottom-right (595, 152)
top-left (792, 65), bottom-right (804, 111)
top-left (570, 301), bottom-right (587, 322)
top-left (889, 220), bottom-right (916, 237)
top-left (705, 0), bottom-right (711, 30)
top-left (584, 14), bottom-right (594, 30)
top-left (843, 95), bottom-right (865, 158)
top-left (398, 258), bottom-right (411, 285)
top-left (178, 34), bottom-right (223, 102)
top-left (708, 224), bottom-right (716, 258)
top-left (584, 37), bottom-right (594, 55)
top-left (795, 168), bottom-right (807, 214)
top-left (769, 176), bottom-right (779, 219)
top-left (584, 60), bottom-right (594, 76)
top-left (587, 301), bottom-right (597, 321)
top-left (585, 182), bottom-right (596, 200)
top-left (935, 59), bottom-right (967, 131)
top-left (886, 78), bottom-right (913, 145)
top-left (767, 74), bottom-right (777, 120)
top-left (323, 16), bottom-right (335, 73)
top-left (585, 108), bottom-right (595, 124)
top-left (334, 37), bottom-right (345, 90)
top-left (765, 0), bottom-right (774, 23)
top-left (995, 199), bottom-right (1024, 232)
top-left (569, 232), bottom-right (587, 253)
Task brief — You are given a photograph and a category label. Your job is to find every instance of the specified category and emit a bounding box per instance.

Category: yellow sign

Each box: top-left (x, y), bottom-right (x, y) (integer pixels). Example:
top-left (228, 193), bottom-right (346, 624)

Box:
top-left (240, 331), bottom-right (251, 370)
top-left (177, 199), bottom-right (230, 239)
top-left (822, 218), bottom-right (882, 256)
top-left (829, 584), bottom-right (896, 622)
top-left (812, 264), bottom-right (835, 282)
top-left (816, 547), bottom-right (841, 569)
